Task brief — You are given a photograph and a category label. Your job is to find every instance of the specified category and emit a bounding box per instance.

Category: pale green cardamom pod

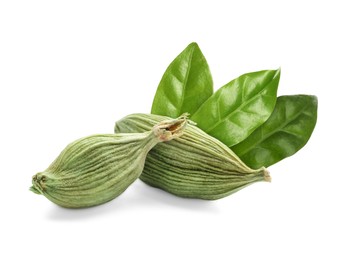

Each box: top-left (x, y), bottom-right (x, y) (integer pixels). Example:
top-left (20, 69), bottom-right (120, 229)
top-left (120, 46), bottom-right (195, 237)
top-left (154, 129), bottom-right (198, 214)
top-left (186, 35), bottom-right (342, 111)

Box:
top-left (115, 113), bottom-right (271, 200)
top-left (30, 115), bottom-right (188, 208)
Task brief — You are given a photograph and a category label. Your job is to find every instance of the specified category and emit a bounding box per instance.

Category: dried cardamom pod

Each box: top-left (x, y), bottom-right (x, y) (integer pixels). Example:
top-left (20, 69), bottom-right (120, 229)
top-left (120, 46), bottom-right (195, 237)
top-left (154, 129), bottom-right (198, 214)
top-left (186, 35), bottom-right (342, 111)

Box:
top-left (115, 113), bottom-right (271, 200)
top-left (30, 115), bottom-right (188, 208)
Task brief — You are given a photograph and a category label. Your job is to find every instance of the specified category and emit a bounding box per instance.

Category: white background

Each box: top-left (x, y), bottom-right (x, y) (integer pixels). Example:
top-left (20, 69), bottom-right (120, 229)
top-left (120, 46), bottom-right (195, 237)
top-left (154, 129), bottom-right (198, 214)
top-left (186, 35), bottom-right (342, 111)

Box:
top-left (1, 1), bottom-right (344, 259)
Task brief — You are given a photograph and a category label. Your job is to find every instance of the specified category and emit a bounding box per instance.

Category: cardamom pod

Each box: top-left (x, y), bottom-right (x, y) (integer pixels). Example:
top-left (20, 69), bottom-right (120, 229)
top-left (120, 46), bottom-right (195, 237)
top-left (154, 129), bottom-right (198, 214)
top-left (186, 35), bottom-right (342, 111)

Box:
top-left (115, 113), bottom-right (271, 200)
top-left (30, 115), bottom-right (188, 208)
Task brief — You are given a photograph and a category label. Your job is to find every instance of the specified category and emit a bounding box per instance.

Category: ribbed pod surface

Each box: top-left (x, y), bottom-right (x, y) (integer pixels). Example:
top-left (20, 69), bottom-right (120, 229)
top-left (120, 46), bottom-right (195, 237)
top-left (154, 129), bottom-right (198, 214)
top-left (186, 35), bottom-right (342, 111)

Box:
top-left (31, 116), bottom-right (188, 208)
top-left (115, 113), bottom-right (270, 200)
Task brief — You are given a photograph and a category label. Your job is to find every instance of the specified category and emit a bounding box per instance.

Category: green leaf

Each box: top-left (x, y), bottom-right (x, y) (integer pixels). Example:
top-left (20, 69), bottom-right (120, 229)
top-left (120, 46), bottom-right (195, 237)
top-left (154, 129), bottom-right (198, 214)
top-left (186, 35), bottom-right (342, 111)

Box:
top-left (151, 42), bottom-right (213, 118)
top-left (231, 95), bottom-right (318, 169)
top-left (191, 69), bottom-right (281, 147)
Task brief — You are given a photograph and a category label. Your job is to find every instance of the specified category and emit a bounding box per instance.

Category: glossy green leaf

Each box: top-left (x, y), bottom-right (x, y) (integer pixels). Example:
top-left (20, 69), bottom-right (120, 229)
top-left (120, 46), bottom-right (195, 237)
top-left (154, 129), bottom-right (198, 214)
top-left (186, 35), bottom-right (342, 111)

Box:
top-left (151, 42), bottom-right (213, 118)
top-left (191, 69), bottom-right (280, 147)
top-left (231, 95), bottom-right (318, 169)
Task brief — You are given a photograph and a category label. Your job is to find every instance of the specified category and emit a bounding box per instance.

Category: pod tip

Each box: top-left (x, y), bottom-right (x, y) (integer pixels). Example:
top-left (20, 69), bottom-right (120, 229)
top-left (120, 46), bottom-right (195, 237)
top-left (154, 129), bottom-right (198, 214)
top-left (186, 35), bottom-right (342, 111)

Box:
top-left (30, 186), bottom-right (41, 195)
top-left (263, 168), bottom-right (271, 182)
top-left (153, 114), bottom-right (189, 141)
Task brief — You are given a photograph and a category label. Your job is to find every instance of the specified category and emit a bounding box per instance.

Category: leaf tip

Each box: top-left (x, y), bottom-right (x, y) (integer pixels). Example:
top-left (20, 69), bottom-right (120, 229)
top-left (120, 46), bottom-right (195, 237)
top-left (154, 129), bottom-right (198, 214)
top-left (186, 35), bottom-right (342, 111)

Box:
top-left (186, 42), bottom-right (200, 52)
top-left (188, 41), bottom-right (198, 47)
top-left (311, 95), bottom-right (318, 112)
top-left (311, 95), bottom-right (318, 103)
top-left (301, 94), bottom-right (318, 108)
top-left (275, 67), bottom-right (281, 76)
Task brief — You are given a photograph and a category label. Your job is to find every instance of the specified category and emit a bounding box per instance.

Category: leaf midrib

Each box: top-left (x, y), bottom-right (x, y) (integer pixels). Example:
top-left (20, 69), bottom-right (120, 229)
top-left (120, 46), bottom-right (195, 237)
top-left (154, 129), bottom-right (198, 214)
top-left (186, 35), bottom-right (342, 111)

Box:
top-left (177, 45), bottom-right (195, 115)
top-left (201, 80), bottom-right (275, 133)
top-left (236, 102), bottom-right (311, 157)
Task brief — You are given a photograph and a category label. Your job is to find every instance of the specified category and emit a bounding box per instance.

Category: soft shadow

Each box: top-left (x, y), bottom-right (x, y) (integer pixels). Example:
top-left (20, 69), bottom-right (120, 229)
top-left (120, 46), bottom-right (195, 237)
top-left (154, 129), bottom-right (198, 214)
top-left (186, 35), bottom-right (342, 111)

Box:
top-left (46, 181), bottom-right (220, 221)
top-left (134, 182), bottom-right (218, 211)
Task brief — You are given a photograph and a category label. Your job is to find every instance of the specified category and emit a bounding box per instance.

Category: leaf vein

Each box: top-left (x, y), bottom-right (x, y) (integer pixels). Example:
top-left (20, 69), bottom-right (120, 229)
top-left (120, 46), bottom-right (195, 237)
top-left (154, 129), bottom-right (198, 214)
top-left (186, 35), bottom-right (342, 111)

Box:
top-left (204, 86), bottom-right (271, 133)
top-left (178, 46), bottom-right (195, 115)
top-left (237, 102), bottom-right (310, 156)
